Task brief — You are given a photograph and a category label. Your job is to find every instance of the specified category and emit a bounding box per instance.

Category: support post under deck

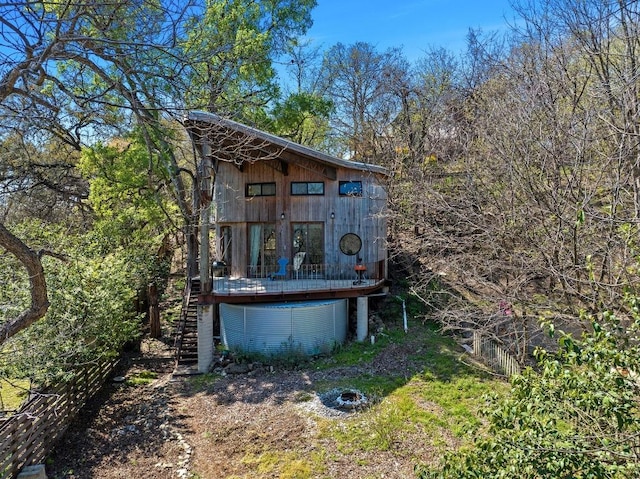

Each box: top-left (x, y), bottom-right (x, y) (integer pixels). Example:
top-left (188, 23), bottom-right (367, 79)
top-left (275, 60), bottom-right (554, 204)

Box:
top-left (356, 296), bottom-right (368, 342)
top-left (197, 304), bottom-right (214, 373)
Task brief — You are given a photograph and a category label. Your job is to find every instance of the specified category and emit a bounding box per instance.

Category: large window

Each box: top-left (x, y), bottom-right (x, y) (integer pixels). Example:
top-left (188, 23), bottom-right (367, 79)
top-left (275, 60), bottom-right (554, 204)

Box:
top-left (291, 181), bottom-right (324, 196)
top-left (246, 182), bottom-right (276, 197)
top-left (248, 223), bottom-right (276, 277)
top-left (292, 223), bottom-right (324, 266)
top-left (339, 180), bottom-right (362, 197)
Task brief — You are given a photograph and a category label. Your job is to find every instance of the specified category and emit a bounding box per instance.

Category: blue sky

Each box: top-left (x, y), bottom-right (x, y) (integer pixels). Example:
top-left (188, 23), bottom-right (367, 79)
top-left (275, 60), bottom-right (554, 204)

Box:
top-left (304, 0), bottom-right (517, 60)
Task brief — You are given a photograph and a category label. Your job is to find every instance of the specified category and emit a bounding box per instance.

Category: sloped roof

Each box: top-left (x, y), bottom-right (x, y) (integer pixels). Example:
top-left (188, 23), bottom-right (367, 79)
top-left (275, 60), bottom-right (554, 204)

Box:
top-left (185, 111), bottom-right (389, 176)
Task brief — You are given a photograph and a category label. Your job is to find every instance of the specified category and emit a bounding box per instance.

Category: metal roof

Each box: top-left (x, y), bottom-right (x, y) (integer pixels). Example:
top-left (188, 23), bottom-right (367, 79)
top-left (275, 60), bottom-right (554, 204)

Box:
top-left (185, 110), bottom-right (389, 176)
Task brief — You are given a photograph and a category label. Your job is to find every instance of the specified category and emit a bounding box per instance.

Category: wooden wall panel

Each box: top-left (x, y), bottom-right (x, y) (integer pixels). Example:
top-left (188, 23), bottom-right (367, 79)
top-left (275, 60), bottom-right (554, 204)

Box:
top-left (213, 156), bottom-right (387, 278)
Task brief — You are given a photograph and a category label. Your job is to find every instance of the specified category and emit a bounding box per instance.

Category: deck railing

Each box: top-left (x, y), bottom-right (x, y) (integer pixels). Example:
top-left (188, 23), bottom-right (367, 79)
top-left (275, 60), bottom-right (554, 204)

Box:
top-left (211, 261), bottom-right (383, 295)
top-left (247, 261), bottom-right (378, 280)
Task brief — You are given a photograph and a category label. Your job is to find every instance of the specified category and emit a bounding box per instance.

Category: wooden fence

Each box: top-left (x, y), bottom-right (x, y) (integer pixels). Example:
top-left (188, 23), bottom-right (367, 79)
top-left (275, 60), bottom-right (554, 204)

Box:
top-left (0, 358), bottom-right (119, 479)
top-left (472, 331), bottom-right (522, 377)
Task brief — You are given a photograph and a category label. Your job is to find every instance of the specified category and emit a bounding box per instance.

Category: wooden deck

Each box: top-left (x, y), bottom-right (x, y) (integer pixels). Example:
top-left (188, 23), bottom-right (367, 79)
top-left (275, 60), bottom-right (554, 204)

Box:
top-left (198, 276), bottom-right (386, 304)
top-left (213, 276), bottom-right (379, 294)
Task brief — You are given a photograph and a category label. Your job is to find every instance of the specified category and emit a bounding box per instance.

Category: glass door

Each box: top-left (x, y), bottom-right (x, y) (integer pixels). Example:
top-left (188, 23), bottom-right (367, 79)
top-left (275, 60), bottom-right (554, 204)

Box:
top-left (248, 223), bottom-right (276, 277)
top-left (292, 223), bottom-right (324, 278)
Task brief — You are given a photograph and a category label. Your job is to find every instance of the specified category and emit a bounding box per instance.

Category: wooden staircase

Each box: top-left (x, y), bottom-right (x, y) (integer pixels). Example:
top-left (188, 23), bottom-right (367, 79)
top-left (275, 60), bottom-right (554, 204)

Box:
top-left (174, 278), bottom-right (200, 367)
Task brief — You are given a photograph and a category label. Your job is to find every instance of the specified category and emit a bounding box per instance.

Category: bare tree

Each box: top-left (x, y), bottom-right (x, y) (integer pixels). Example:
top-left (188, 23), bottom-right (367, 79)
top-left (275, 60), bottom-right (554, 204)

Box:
top-left (320, 42), bottom-right (408, 161)
top-left (513, 0), bottom-right (640, 219)
top-left (393, 4), bottom-right (640, 360)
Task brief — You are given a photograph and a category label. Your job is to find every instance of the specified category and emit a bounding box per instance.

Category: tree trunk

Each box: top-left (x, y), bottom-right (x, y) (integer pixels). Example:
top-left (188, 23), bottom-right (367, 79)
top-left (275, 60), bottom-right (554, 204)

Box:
top-left (186, 223), bottom-right (199, 279)
top-left (0, 223), bottom-right (50, 345)
top-left (148, 282), bottom-right (161, 339)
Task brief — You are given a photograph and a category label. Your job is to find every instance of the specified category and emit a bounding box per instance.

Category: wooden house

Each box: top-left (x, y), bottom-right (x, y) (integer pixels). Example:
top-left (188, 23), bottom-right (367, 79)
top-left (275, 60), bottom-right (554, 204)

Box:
top-left (183, 112), bottom-right (389, 370)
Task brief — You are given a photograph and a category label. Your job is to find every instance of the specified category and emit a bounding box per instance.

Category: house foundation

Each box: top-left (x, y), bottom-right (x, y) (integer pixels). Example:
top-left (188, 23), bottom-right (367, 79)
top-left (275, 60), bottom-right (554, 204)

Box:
top-left (197, 304), bottom-right (214, 373)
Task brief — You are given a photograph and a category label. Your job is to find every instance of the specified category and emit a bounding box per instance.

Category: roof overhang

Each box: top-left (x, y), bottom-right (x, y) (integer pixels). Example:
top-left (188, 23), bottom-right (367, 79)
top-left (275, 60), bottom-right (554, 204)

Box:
top-left (184, 110), bottom-right (389, 177)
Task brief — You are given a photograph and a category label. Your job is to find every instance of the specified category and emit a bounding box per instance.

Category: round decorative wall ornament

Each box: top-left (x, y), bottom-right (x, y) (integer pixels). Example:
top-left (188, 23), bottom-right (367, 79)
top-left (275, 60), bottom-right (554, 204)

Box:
top-left (339, 233), bottom-right (362, 256)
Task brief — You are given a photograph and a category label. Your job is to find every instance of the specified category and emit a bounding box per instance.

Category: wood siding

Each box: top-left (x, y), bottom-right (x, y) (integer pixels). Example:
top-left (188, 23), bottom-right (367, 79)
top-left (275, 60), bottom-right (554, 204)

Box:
top-left (212, 158), bottom-right (387, 279)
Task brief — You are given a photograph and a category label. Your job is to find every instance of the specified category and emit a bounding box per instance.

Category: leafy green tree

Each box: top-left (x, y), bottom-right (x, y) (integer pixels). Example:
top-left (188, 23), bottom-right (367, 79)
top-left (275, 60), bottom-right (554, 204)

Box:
top-left (0, 0), bottom-right (318, 341)
top-left (270, 91), bottom-right (333, 146)
top-left (268, 40), bottom-right (335, 149)
top-left (419, 307), bottom-right (640, 478)
top-left (0, 134), bottom-right (88, 224)
top-left (0, 0), bottom-right (193, 341)
top-left (78, 133), bottom-right (180, 249)
top-left (0, 222), bottom-right (142, 383)
top-left (182, 0), bottom-right (317, 118)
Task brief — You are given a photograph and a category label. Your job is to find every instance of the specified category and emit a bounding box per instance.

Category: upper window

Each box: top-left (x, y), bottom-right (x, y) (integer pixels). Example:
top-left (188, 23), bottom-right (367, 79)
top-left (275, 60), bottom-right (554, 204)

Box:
top-left (339, 181), bottom-right (363, 197)
top-left (291, 182), bottom-right (325, 196)
top-left (246, 182), bottom-right (276, 197)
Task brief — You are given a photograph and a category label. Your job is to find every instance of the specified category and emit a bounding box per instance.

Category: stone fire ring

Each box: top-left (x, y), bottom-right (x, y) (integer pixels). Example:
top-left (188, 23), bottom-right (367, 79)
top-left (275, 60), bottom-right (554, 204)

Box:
top-left (335, 389), bottom-right (368, 410)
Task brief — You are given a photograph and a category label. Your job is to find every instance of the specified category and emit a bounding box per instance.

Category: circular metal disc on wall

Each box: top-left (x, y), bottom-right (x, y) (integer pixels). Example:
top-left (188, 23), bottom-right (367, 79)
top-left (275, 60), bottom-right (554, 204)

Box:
top-left (339, 233), bottom-right (362, 256)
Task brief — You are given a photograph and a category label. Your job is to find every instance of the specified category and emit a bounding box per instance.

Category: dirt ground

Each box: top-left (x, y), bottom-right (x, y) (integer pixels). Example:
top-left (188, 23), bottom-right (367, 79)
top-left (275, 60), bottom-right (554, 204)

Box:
top-left (46, 329), bottom-right (442, 479)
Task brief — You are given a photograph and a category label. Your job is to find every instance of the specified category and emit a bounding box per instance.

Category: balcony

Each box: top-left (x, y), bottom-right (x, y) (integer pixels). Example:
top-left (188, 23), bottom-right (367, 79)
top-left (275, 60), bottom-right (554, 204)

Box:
top-left (203, 261), bottom-right (386, 303)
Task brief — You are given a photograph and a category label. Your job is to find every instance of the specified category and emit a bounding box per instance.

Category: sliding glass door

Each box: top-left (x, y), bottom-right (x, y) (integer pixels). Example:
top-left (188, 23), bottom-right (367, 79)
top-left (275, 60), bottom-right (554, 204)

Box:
top-left (248, 223), bottom-right (276, 277)
top-left (292, 223), bottom-right (324, 277)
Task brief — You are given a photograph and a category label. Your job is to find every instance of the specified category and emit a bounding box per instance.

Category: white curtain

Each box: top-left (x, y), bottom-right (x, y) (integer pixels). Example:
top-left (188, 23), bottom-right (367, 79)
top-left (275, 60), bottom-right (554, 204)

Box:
top-left (249, 224), bottom-right (262, 271)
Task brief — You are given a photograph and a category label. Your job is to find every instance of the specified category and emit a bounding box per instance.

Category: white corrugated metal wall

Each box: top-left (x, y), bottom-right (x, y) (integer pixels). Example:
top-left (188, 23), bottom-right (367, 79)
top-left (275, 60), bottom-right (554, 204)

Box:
top-left (220, 299), bottom-right (348, 356)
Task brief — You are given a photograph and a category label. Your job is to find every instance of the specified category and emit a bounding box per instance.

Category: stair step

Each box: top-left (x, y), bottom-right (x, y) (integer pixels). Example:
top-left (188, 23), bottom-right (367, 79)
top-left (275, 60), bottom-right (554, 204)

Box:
top-left (178, 359), bottom-right (197, 365)
top-left (174, 278), bottom-right (210, 371)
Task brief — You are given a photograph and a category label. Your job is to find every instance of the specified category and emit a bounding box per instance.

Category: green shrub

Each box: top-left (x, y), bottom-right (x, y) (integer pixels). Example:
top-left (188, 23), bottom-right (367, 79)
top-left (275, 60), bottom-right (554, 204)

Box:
top-left (419, 303), bottom-right (640, 479)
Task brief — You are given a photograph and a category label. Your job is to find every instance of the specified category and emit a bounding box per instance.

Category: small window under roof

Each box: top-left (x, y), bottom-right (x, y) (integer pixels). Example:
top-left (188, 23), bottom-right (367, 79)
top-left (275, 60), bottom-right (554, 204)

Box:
top-left (339, 181), bottom-right (362, 197)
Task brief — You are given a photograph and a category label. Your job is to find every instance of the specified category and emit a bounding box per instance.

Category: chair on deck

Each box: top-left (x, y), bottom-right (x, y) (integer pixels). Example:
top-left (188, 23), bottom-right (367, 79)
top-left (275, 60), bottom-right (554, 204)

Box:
top-left (269, 257), bottom-right (289, 280)
top-left (293, 252), bottom-right (306, 279)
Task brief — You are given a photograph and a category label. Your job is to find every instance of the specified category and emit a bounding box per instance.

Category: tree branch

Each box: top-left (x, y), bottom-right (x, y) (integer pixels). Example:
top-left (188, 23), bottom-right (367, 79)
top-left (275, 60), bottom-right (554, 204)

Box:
top-left (0, 222), bottom-right (49, 344)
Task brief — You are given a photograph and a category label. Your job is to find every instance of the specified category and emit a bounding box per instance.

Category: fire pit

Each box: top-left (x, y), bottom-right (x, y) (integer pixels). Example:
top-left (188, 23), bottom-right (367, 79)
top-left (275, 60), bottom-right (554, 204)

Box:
top-left (309, 388), bottom-right (372, 417)
top-left (335, 389), bottom-right (368, 410)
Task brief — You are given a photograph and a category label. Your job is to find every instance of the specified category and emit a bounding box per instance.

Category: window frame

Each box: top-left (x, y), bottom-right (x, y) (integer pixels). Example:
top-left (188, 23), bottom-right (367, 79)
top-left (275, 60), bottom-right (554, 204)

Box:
top-left (338, 180), bottom-right (363, 197)
top-left (245, 182), bottom-right (276, 197)
top-left (290, 181), bottom-right (325, 196)
top-left (291, 222), bottom-right (325, 265)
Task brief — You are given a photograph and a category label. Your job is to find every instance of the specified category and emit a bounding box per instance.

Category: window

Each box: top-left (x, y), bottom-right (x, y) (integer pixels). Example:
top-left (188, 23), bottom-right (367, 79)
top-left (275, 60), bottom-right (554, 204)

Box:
top-left (246, 182), bottom-right (276, 197)
top-left (292, 223), bottom-right (324, 265)
top-left (291, 181), bottom-right (324, 195)
top-left (339, 180), bottom-right (363, 197)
